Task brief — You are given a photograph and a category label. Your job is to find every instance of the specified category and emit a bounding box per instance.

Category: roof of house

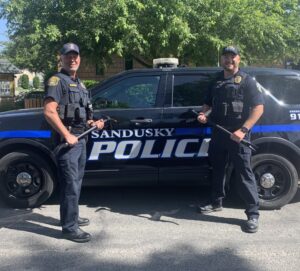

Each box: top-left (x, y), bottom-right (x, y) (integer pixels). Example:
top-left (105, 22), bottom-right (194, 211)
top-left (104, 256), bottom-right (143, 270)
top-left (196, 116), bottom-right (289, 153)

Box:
top-left (0, 59), bottom-right (21, 74)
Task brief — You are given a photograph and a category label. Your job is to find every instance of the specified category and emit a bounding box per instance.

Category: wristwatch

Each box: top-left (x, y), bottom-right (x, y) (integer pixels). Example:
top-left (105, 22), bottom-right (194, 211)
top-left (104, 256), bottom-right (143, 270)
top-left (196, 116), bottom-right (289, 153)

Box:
top-left (240, 126), bottom-right (249, 134)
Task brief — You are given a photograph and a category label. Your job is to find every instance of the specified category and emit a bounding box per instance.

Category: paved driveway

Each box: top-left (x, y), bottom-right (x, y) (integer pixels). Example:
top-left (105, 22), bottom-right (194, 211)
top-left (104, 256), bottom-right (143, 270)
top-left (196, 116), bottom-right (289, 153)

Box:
top-left (0, 187), bottom-right (300, 271)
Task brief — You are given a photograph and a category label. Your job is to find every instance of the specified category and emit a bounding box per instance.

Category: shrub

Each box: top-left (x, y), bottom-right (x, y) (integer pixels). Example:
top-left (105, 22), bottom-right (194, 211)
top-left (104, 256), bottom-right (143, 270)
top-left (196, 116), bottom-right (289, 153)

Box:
top-left (20, 74), bottom-right (29, 89)
top-left (33, 76), bottom-right (40, 89)
top-left (82, 80), bottom-right (99, 89)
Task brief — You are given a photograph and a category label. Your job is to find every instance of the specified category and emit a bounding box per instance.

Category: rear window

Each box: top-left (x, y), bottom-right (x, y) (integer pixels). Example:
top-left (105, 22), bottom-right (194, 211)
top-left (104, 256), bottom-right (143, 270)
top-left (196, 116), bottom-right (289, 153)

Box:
top-left (255, 75), bottom-right (300, 105)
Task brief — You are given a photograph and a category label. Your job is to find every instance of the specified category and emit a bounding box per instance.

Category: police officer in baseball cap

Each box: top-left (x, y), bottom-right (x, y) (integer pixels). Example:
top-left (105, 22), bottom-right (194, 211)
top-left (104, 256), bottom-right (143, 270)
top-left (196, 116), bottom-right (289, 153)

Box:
top-left (197, 45), bottom-right (264, 233)
top-left (221, 45), bottom-right (240, 56)
top-left (44, 42), bottom-right (105, 242)
top-left (60, 42), bottom-right (80, 55)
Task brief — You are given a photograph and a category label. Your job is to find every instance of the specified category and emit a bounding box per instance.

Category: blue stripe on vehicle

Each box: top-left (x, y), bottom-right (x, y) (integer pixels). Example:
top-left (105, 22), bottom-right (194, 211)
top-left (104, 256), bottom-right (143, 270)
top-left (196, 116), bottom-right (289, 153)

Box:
top-left (0, 130), bottom-right (51, 138)
top-left (176, 124), bottom-right (300, 136)
top-left (252, 124), bottom-right (300, 133)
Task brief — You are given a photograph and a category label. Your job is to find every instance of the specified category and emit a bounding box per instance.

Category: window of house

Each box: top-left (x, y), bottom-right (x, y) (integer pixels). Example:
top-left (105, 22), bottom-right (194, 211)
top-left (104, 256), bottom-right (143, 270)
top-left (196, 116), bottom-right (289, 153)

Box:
top-left (125, 57), bottom-right (133, 70)
top-left (0, 81), bottom-right (11, 97)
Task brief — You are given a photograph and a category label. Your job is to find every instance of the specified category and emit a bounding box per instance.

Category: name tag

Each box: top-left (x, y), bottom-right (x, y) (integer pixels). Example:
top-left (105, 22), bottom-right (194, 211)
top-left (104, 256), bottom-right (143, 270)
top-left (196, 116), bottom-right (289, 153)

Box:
top-left (69, 84), bottom-right (77, 87)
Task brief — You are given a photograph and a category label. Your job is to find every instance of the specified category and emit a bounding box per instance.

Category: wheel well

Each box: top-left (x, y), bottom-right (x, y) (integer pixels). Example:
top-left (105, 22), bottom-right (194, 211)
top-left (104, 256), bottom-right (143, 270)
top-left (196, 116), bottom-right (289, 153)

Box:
top-left (255, 142), bottom-right (300, 178)
top-left (0, 143), bottom-right (58, 183)
top-left (225, 140), bottom-right (300, 185)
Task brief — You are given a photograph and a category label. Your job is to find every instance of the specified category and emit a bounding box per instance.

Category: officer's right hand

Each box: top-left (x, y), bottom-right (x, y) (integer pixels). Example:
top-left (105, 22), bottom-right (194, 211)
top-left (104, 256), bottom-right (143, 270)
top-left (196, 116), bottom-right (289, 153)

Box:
top-left (65, 133), bottom-right (78, 146)
top-left (197, 112), bottom-right (207, 124)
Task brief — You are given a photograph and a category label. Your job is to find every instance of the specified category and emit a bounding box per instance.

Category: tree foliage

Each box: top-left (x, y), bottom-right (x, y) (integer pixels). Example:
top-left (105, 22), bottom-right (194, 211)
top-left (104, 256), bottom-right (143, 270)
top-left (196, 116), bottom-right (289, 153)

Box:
top-left (0, 0), bottom-right (299, 72)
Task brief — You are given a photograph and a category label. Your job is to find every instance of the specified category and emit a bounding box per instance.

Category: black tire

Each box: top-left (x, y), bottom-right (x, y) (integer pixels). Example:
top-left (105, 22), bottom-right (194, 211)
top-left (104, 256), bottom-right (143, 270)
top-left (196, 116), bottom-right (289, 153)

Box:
top-left (252, 153), bottom-right (298, 210)
top-left (0, 151), bottom-right (55, 208)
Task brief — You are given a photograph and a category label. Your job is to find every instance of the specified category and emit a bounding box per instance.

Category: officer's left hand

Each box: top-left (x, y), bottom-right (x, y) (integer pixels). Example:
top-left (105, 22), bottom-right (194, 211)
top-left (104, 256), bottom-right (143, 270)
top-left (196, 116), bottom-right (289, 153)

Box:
top-left (87, 119), bottom-right (105, 130)
top-left (231, 129), bottom-right (246, 143)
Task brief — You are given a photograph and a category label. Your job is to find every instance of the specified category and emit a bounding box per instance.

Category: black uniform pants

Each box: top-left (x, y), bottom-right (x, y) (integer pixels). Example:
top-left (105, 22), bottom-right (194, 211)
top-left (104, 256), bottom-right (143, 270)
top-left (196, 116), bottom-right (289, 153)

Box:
top-left (57, 138), bottom-right (86, 233)
top-left (208, 129), bottom-right (259, 219)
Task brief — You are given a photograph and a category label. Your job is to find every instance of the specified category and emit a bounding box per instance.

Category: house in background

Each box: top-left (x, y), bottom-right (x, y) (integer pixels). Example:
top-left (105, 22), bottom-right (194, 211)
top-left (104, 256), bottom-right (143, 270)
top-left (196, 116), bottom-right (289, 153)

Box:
top-left (14, 69), bottom-right (44, 94)
top-left (0, 59), bottom-right (22, 111)
top-left (0, 58), bottom-right (20, 98)
top-left (77, 55), bottom-right (150, 81)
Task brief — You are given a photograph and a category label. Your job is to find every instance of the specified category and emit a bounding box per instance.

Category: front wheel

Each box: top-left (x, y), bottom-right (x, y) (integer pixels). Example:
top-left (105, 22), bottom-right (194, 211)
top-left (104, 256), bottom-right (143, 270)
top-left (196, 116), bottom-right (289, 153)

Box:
top-left (252, 153), bottom-right (298, 210)
top-left (0, 151), bottom-right (55, 208)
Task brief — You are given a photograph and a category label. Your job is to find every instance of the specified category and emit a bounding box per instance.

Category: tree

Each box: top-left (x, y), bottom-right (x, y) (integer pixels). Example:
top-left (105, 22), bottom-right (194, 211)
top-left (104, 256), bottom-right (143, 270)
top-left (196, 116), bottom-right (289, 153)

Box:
top-left (32, 76), bottom-right (40, 89)
top-left (19, 74), bottom-right (29, 89)
top-left (0, 0), bottom-right (146, 72)
top-left (182, 0), bottom-right (300, 66)
top-left (0, 0), bottom-right (299, 71)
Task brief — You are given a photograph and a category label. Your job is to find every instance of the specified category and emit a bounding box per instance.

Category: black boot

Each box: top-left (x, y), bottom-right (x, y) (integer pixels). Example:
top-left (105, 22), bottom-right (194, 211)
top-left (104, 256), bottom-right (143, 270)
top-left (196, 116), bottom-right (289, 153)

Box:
top-left (244, 218), bottom-right (259, 233)
top-left (62, 228), bottom-right (91, 243)
top-left (197, 203), bottom-right (223, 214)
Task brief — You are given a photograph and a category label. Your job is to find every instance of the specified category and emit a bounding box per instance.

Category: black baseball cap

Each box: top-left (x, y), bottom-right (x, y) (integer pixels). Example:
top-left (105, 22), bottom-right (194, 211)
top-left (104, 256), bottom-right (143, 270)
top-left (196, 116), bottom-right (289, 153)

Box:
top-left (60, 43), bottom-right (80, 55)
top-left (221, 46), bottom-right (240, 56)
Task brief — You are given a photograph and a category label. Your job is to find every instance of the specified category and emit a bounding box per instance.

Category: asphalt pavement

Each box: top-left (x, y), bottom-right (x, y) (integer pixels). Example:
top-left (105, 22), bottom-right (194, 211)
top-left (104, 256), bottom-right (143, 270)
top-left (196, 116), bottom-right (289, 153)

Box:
top-left (0, 186), bottom-right (300, 271)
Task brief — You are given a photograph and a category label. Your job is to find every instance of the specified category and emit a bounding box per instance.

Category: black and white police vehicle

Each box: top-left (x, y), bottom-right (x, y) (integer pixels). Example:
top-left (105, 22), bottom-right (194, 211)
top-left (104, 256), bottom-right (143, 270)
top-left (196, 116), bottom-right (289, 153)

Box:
top-left (0, 59), bottom-right (299, 210)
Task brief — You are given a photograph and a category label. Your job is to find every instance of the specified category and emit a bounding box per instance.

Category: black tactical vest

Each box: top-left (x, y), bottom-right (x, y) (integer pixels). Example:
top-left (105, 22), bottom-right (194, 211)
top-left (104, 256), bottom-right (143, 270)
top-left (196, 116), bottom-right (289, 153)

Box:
top-left (56, 72), bottom-right (93, 132)
top-left (210, 71), bottom-right (249, 129)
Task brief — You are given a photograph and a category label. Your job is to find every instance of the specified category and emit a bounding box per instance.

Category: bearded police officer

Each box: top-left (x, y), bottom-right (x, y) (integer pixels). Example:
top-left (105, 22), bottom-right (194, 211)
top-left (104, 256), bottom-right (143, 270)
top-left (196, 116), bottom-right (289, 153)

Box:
top-left (197, 46), bottom-right (264, 233)
top-left (44, 43), bottom-right (104, 242)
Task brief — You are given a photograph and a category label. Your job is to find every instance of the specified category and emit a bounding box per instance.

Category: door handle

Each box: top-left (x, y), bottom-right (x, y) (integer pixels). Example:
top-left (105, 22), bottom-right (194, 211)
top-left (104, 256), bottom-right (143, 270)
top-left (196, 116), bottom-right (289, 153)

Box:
top-left (130, 118), bottom-right (153, 123)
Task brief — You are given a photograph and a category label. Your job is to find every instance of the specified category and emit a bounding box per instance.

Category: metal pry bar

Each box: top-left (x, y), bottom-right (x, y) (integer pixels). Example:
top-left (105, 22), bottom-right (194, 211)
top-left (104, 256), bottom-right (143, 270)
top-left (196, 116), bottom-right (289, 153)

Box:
top-left (53, 117), bottom-right (118, 156)
top-left (191, 109), bottom-right (258, 152)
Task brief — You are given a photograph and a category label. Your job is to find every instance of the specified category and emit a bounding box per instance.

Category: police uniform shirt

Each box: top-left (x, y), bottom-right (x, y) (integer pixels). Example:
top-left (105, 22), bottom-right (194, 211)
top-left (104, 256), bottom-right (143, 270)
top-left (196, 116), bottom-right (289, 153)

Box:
top-left (45, 69), bottom-right (92, 130)
top-left (205, 70), bottom-right (264, 129)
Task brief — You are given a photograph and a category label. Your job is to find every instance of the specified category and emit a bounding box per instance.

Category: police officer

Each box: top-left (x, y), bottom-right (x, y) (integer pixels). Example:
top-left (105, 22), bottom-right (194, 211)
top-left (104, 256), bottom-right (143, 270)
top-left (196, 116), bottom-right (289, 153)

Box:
top-left (197, 46), bottom-right (264, 233)
top-left (44, 43), bottom-right (104, 242)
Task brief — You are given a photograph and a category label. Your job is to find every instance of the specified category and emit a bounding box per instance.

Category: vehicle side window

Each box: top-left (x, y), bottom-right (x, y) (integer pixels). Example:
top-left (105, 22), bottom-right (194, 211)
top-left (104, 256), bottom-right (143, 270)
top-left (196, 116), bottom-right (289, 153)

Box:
top-left (92, 76), bottom-right (160, 109)
top-left (256, 75), bottom-right (300, 105)
top-left (172, 75), bottom-right (211, 107)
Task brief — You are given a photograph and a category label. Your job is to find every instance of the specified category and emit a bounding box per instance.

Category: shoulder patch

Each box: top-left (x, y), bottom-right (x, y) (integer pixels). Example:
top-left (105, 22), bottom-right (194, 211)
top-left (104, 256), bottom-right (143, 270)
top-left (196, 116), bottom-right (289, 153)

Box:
top-left (47, 76), bottom-right (60, 86)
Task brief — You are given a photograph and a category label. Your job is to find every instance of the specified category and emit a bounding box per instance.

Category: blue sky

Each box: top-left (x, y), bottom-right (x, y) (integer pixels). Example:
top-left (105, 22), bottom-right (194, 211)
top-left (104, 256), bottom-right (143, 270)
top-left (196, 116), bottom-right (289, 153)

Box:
top-left (0, 18), bottom-right (8, 42)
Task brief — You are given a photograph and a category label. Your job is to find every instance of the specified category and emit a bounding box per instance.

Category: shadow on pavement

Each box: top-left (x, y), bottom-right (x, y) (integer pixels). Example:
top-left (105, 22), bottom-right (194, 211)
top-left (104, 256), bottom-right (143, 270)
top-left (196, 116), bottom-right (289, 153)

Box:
top-left (0, 186), bottom-right (246, 239)
top-left (77, 186), bottom-right (245, 228)
top-left (0, 211), bottom-right (61, 239)
top-left (3, 185), bottom-right (298, 239)
top-left (0, 197), bottom-right (61, 239)
top-left (1, 241), bottom-right (258, 271)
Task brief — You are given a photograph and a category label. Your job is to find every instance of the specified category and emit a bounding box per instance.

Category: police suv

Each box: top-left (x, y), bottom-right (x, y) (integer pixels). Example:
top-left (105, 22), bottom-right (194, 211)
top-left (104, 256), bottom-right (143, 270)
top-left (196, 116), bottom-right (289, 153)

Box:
top-left (0, 61), bottom-right (299, 210)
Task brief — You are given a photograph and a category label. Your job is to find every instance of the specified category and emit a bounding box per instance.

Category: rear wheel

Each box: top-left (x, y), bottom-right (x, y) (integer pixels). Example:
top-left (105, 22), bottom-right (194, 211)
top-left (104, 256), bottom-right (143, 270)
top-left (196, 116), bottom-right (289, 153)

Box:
top-left (0, 151), bottom-right (55, 208)
top-left (252, 154), bottom-right (298, 210)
